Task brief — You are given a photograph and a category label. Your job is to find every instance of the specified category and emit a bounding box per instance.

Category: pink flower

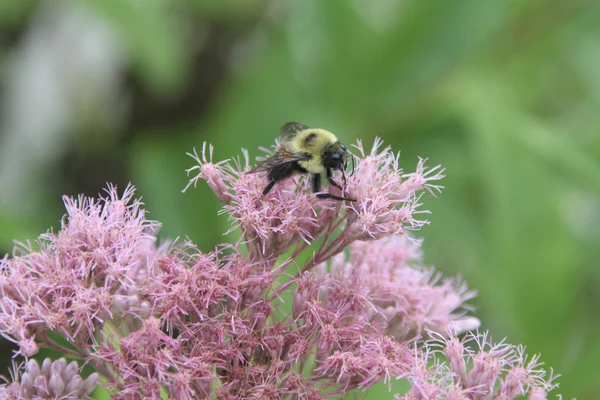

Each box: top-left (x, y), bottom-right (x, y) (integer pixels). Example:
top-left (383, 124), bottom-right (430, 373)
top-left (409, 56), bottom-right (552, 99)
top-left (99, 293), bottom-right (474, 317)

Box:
top-left (343, 138), bottom-right (445, 240)
top-left (183, 142), bottom-right (231, 204)
top-left (398, 331), bottom-right (558, 400)
top-left (0, 358), bottom-right (98, 399)
top-left (324, 235), bottom-right (479, 339)
top-left (183, 138), bottom-right (442, 259)
top-left (185, 143), bottom-right (332, 259)
top-left (0, 184), bottom-right (160, 358)
top-left (0, 136), bottom-right (562, 399)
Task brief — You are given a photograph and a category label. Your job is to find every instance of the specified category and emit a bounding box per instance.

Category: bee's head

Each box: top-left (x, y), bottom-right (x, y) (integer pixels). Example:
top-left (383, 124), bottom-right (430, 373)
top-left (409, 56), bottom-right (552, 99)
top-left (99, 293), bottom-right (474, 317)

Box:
top-left (323, 141), bottom-right (348, 170)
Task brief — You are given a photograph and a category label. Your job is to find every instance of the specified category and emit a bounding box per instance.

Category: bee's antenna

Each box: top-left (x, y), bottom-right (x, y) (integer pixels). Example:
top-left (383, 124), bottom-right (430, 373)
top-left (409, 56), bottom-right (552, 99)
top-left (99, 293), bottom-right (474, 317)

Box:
top-left (348, 154), bottom-right (355, 177)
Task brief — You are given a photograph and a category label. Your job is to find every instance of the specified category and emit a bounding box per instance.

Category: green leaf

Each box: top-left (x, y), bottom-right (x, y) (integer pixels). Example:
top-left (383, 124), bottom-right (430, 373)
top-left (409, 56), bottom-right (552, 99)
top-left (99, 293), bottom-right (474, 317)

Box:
top-left (77, 0), bottom-right (188, 94)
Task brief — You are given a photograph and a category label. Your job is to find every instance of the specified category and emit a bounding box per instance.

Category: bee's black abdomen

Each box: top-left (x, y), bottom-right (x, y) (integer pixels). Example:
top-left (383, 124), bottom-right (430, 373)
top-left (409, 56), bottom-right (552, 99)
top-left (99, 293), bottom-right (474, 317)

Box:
top-left (267, 161), bottom-right (300, 182)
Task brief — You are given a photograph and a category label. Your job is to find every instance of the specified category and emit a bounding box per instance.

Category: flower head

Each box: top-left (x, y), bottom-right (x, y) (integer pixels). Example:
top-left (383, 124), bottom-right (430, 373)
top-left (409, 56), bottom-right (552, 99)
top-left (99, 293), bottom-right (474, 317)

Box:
top-left (184, 138), bottom-right (443, 258)
top-left (324, 235), bottom-right (479, 339)
top-left (0, 184), bottom-right (160, 356)
top-left (343, 138), bottom-right (445, 240)
top-left (398, 331), bottom-right (559, 400)
top-left (0, 358), bottom-right (98, 399)
top-left (0, 136), bottom-right (562, 400)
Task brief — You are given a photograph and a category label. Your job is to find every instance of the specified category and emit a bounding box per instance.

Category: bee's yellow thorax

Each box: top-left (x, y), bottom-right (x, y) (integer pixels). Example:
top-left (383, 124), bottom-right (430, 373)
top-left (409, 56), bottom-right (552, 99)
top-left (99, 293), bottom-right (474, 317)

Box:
top-left (291, 129), bottom-right (338, 174)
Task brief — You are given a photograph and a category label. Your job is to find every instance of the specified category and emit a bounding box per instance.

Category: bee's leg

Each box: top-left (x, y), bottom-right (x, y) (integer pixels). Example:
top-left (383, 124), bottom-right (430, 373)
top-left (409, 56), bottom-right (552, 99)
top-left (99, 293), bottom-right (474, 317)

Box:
top-left (316, 192), bottom-right (356, 201)
top-left (326, 168), bottom-right (342, 189)
top-left (315, 172), bottom-right (355, 201)
top-left (262, 180), bottom-right (277, 195)
top-left (312, 173), bottom-right (322, 193)
top-left (262, 162), bottom-right (296, 196)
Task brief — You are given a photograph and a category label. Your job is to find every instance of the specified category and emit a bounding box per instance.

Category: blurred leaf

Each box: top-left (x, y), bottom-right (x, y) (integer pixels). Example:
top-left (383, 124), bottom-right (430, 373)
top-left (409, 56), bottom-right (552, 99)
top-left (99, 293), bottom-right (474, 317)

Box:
top-left (450, 73), bottom-right (592, 394)
top-left (129, 131), bottom-right (227, 251)
top-left (186, 0), bottom-right (268, 22)
top-left (363, 377), bottom-right (410, 399)
top-left (91, 386), bottom-right (111, 400)
top-left (0, 207), bottom-right (40, 252)
top-left (77, 0), bottom-right (189, 94)
top-left (0, 0), bottom-right (37, 27)
top-left (509, 118), bottom-right (600, 195)
top-left (368, 0), bottom-right (506, 126)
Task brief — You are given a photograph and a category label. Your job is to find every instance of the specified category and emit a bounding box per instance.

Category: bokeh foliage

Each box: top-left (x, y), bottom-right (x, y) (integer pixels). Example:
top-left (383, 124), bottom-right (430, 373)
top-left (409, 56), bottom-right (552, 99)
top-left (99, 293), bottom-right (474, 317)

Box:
top-left (1, 0), bottom-right (599, 398)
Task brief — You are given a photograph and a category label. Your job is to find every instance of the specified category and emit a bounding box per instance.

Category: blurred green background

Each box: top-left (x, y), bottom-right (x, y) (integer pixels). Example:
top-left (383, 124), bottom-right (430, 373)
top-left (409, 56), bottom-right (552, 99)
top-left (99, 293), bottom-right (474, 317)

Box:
top-left (1, 0), bottom-right (599, 398)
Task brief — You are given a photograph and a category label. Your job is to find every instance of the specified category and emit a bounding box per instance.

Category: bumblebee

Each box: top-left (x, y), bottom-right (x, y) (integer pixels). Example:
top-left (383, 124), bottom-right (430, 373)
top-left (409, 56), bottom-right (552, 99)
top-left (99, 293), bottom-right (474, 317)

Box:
top-left (248, 122), bottom-right (355, 201)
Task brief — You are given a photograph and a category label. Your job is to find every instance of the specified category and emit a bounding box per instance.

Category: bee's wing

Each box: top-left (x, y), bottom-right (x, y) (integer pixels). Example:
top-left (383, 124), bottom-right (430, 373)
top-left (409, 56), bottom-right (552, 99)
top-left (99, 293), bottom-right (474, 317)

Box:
top-left (247, 144), bottom-right (309, 174)
top-left (280, 122), bottom-right (311, 141)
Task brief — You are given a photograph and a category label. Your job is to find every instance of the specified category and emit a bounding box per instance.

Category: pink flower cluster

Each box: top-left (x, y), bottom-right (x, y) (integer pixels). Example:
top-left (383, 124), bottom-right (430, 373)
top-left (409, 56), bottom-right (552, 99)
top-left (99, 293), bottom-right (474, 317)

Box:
top-left (0, 185), bottom-right (158, 359)
top-left (399, 332), bottom-right (557, 400)
top-left (324, 236), bottom-right (480, 340)
top-left (1, 358), bottom-right (98, 399)
top-left (0, 138), bottom-right (560, 399)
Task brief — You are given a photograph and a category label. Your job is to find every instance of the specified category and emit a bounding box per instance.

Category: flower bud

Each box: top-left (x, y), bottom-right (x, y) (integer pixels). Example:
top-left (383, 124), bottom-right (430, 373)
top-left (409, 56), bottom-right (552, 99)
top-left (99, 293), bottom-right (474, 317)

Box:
top-left (82, 373), bottom-right (99, 395)
top-left (64, 360), bottom-right (79, 382)
top-left (49, 372), bottom-right (65, 396)
top-left (34, 375), bottom-right (50, 397)
top-left (20, 372), bottom-right (34, 396)
top-left (41, 358), bottom-right (52, 376)
top-left (25, 359), bottom-right (40, 378)
top-left (66, 375), bottom-right (83, 395)
top-left (4, 358), bottom-right (99, 399)
top-left (50, 358), bottom-right (67, 376)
